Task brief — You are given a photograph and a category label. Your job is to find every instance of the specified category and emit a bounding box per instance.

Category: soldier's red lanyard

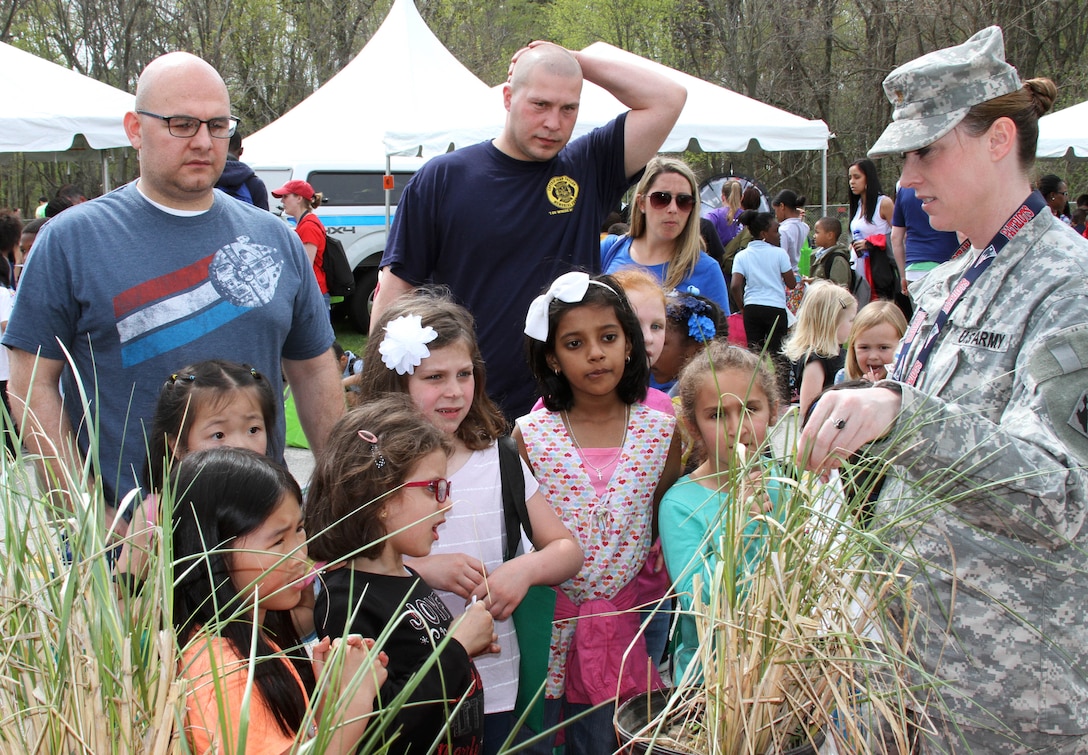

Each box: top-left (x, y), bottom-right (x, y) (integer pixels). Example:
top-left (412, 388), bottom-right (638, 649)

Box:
top-left (892, 191), bottom-right (1048, 387)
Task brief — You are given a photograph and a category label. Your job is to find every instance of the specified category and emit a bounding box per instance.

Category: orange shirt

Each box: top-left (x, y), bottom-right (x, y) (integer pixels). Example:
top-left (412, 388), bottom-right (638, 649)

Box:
top-left (181, 633), bottom-right (308, 754)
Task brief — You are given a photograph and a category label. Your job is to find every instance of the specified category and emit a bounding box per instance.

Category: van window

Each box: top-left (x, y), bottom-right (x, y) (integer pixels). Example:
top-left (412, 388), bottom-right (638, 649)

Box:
top-left (306, 172), bottom-right (414, 207)
top-left (255, 169), bottom-right (292, 208)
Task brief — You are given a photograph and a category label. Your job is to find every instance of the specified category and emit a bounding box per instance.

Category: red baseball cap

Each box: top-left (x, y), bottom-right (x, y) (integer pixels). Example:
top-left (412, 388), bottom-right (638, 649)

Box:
top-left (271, 179), bottom-right (315, 200)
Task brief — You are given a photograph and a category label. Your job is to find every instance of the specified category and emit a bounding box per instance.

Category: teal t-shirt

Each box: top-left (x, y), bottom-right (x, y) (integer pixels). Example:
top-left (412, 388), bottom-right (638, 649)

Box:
top-left (659, 468), bottom-right (784, 683)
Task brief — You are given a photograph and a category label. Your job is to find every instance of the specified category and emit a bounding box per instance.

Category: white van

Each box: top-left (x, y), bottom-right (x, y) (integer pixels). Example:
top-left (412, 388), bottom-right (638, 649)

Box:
top-left (253, 157), bottom-right (423, 331)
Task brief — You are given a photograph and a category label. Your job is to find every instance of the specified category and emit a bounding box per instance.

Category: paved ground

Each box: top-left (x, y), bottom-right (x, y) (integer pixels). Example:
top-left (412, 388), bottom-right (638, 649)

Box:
top-left (284, 446), bottom-right (316, 487)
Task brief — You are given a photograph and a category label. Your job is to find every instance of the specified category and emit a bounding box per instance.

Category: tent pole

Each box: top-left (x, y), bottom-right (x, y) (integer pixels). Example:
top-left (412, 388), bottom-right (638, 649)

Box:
top-left (102, 151), bottom-right (111, 192)
top-left (385, 154), bottom-right (392, 233)
top-left (821, 148), bottom-right (828, 217)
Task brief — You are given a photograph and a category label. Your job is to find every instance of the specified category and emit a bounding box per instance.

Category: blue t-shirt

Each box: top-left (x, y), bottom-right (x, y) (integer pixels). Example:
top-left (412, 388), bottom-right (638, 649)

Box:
top-left (731, 240), bottom-right (791, 308)
top-left (892, 187), bottom-right (959, 265)
top-left (382, 116), bottom-right (631, 419)
top-left (3, 183), bottom-right (333, 504)
top-left (600, 235), bottom-right (731, 314)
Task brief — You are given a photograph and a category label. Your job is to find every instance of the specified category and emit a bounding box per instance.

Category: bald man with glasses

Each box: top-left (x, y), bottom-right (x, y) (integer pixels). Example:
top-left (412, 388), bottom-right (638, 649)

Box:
top-left (4, 52), bottom-right (342, 522)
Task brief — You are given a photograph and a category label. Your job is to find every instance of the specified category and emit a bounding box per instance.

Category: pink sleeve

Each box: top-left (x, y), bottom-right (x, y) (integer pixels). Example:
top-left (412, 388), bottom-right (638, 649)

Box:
top-left (644, 390), bottom-right (675, 416)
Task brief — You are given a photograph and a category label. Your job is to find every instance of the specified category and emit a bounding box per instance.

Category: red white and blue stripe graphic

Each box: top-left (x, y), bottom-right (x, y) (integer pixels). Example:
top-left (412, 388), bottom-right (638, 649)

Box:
top-left (114, 237), bottom-right (283, 367)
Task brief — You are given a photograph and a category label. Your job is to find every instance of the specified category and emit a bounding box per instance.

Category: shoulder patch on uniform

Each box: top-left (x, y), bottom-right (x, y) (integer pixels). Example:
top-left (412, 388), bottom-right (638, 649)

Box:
top-left (1027, 324), bottom-right (1088, 463)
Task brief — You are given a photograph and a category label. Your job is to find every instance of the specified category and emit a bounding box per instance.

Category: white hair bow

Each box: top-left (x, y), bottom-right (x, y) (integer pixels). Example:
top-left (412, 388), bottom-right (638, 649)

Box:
top-left (379, 314), bottom-right (438, 374)
top-left (524, 271), bottom-right (597, 342)
top-left (526, 271), bottom-right (622, 343)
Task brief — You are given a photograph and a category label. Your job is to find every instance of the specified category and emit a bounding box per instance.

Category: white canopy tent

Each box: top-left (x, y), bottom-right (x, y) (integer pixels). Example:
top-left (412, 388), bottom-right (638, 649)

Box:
top-left (383, 41), bottom-right (832, 211)
top-left (242, 0), bottom-right (491, 169)
top-left (1037, 99), bottom-right (1088, 158)
top-left (0, 42), bottom-right (133, 186)
top-left (0, 42), bottom-right (133, 153)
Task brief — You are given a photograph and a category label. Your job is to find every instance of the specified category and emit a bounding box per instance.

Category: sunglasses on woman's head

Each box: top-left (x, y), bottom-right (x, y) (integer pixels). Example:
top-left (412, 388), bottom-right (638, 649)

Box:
top-left (402, 478), bottom-right (451, 503)
top-left (648, 191), bottom-right (696, 211)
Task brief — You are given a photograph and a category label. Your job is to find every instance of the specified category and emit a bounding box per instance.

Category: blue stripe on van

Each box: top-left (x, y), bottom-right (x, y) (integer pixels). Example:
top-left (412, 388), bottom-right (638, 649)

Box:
top-left (316, 215), bottom-right (391, 226)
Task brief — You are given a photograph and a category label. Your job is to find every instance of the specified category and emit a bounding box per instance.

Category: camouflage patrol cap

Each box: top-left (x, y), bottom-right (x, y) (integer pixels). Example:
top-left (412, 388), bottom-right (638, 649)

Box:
top-left (868, 26), bottom-right (1021, 158)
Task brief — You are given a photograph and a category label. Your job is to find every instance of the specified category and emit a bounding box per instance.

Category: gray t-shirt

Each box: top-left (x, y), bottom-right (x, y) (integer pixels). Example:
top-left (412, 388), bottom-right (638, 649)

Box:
top-left (4, 182), bottom-right (333, 503)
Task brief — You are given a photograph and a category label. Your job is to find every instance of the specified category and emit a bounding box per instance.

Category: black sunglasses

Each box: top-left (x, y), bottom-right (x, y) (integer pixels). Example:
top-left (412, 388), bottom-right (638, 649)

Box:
top-left (648, 191), bottom-right (696, 212)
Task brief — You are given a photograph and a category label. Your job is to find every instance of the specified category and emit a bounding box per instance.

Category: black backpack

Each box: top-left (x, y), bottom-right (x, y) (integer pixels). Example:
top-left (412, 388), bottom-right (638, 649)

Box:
top-left (322, 232), bottom-right (354, 297)
top-left (865, 239), bottom-right (899, 300)
top-left (818, 247), bottom-right (874, 308)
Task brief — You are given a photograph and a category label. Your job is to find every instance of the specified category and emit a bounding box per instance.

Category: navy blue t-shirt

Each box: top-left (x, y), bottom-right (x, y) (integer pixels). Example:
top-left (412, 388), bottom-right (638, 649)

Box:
top-left (892, 187), bottom-right (959, 266)
top-left (382, 115), bottom-right (631, 419)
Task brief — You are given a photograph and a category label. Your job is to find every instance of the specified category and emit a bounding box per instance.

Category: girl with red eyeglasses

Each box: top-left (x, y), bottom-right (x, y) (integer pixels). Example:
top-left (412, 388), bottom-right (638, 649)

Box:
top-left (356, 291), bottom-right (583, 755)
top-left (306, 394), bottom-right (498, 755)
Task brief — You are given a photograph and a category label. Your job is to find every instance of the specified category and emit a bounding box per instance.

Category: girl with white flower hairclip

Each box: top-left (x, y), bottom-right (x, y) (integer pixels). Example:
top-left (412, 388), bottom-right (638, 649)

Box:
top-left (357, 287), bottom-right (584, 754)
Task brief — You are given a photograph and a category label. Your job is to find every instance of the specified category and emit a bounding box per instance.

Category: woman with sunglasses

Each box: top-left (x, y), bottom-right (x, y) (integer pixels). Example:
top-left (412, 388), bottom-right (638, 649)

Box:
top-left (1038, 173), bottom-right (1071, 224)
top-left (271, 179), bottom-right (330, 308)
top-left (602, 156), bottom-right (730, 313)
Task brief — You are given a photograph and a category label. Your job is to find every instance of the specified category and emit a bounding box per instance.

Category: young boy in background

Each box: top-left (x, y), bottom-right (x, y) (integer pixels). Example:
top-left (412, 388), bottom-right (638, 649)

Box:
top-left (807, 217), bottom-right (853, 289)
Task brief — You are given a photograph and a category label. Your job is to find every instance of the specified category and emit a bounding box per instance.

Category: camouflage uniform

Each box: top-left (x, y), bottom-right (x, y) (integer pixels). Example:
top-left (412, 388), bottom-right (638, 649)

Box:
top-left (875, 208), bottom-right (1088, 753)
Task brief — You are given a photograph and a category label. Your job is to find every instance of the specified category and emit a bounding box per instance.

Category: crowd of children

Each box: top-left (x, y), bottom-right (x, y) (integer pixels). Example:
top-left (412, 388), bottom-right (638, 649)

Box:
top-left (110, 194), bottom-right (919, 755)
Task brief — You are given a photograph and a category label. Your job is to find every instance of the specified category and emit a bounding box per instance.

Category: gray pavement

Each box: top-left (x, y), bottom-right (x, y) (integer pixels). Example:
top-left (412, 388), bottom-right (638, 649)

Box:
top-left (284, 446), bottom-right (316, 488)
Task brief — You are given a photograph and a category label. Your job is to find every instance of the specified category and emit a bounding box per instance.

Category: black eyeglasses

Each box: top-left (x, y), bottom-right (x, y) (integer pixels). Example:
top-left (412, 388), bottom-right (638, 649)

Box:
top-left (136, 110), bottom-right (240, 139)
top-left (648, 191), bottom-right (696, 212)
top-left (402, 478), bottom-right (452, 503)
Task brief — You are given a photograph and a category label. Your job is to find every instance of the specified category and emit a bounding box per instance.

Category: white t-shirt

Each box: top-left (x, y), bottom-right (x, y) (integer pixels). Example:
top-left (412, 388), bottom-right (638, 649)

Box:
top-left (850, 195), bottom-right (892, 241)
top-left (778, 217), bottom-right (811, 272)
top-left (425, 443), bottom-right (539, 714)
top-left (732, 240), bottom-right (791, 309)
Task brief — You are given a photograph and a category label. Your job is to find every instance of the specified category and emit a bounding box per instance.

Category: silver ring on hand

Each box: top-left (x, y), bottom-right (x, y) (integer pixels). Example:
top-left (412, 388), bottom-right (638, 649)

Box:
top-left (832, 418), bottom-right (847, 430)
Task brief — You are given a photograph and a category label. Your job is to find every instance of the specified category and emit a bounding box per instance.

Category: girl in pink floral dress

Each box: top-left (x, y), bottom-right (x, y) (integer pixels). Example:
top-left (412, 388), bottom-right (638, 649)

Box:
top-left (514, 272), bottom-right (680, 755)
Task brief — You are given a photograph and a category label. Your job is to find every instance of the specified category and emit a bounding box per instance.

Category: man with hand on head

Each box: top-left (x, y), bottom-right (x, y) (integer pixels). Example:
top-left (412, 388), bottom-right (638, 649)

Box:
top-left (372, 40), bottom-right (686, 419)
top-left (3, 52), bottom-right (342, 523)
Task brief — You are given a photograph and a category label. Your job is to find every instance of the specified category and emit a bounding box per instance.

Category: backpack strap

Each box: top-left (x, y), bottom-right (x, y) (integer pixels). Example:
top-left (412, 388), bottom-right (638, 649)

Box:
top-left (498, 435), bottom-right (532, 562)
top-left (821, 247), bottom-right (846, 270)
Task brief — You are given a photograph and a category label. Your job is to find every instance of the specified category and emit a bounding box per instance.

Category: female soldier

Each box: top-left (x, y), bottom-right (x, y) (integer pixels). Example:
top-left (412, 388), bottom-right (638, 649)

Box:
top-left (800, 27), bottom-right (1088, 753)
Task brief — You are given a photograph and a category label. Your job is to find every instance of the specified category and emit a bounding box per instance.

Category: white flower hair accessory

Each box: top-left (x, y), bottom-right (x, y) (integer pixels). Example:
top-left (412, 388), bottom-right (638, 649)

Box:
top-left (379, 314), bottom-right (438, 375)
top-left (524, 271), bottom-right (618, 342)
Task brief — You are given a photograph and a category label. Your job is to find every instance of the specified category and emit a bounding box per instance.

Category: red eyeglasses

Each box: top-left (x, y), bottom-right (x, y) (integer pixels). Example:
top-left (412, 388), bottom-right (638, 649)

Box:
top-left (648, 191), bottom-right (696, 212)
top-left (402, 478), bottom-right (452, 503)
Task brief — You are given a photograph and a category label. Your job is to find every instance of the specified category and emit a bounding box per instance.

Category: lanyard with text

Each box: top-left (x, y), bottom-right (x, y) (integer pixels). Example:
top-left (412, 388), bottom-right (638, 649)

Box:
top-left (891, 191), bottom-right (1047, 387)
